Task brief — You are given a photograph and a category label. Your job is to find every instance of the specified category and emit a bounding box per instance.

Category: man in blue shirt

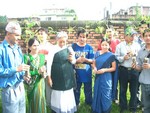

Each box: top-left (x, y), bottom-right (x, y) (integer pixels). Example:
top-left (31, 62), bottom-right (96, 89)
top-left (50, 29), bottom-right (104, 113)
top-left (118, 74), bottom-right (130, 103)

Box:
top-left (0, 21), bottom-right (30, 113)
top-left (72, 28), bottom-right (94, 107)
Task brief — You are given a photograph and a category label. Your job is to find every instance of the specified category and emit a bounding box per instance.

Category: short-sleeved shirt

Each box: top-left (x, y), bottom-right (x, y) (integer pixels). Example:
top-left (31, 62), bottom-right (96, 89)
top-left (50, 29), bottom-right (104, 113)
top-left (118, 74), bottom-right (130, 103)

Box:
top-left (72, 43), bottom-right (94, 82)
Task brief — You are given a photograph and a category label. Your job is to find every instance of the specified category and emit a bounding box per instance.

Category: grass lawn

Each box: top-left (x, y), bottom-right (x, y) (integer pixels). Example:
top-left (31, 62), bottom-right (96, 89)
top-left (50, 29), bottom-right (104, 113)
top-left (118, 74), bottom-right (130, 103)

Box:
top-left (0, 84), bottom-right (143, 113)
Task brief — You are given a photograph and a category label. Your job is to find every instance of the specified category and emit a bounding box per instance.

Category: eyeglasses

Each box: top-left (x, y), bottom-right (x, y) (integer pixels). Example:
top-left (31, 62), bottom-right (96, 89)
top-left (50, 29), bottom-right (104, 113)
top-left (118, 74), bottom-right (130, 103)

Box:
top-left (144, 29), bottom-right (150, 33)
top-left (9, 33), bottom-right (20, 36)
top-left (38, 32), bottom-right (44, 35)
top-left (125, 33), bottom-right (131, 36)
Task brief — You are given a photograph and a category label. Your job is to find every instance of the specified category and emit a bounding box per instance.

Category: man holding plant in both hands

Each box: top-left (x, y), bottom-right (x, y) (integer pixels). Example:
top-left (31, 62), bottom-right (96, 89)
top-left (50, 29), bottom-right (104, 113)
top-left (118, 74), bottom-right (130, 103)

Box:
top-left (132, 29), bottom-right (150, 113)
top-left (115, 27), bottom-right (141, 113)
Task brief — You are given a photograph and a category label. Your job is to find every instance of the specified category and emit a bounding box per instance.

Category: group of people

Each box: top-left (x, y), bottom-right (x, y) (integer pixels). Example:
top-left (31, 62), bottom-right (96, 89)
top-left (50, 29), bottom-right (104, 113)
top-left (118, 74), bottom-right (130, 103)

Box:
top-left (0, 21), bottom-right (150, 113)
top-left (0, 21), bottom-right (94, 113)
top-left (96, 21), bottom-right (150, 113)
top-left (115, 22), bottom-right (150, 113)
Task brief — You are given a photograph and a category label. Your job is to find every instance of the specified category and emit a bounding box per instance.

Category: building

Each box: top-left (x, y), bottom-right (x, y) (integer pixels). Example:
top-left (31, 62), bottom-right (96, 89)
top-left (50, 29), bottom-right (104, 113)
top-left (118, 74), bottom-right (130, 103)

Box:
top-left (128, 6), bottom-right (150, 16)
top-left (111, 6), bottom-right (150, 21)
top-left (39, 8), bottom-right (77, 21)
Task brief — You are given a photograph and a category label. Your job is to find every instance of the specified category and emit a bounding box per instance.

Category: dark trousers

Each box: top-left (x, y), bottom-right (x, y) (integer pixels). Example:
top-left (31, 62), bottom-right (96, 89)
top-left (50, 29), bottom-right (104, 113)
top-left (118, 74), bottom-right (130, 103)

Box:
top-left (137, 82), bottom-right (141, 104)
top-left (119, 66), bottom-right (139, 111)
top-left (136, 72), bottom-right (142, 107)
top-left (51, 110), bottom-right (56, 113)
top-left (74, 82), bottom-right (92, 106)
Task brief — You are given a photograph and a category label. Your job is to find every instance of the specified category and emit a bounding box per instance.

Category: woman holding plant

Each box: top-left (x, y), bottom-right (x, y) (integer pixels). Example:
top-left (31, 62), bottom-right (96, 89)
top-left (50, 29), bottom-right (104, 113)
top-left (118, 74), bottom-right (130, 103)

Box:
top-left (24, 36), bottom-right (47, 113)
top-left (92, 40), bottom-right (116, 113)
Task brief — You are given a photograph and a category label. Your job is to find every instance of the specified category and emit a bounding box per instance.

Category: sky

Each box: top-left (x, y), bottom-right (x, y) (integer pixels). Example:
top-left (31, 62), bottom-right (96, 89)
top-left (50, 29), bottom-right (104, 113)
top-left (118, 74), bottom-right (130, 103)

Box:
top-left (0, 0), bottom-right (149, 20)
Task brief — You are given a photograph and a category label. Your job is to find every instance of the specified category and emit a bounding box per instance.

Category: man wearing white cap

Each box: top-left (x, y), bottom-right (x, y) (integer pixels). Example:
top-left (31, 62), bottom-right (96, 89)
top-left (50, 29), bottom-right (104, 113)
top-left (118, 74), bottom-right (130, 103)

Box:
top-left (46, 31), bottom-right (77, 113)
top-left (0, 21), bottom-right (30, 113)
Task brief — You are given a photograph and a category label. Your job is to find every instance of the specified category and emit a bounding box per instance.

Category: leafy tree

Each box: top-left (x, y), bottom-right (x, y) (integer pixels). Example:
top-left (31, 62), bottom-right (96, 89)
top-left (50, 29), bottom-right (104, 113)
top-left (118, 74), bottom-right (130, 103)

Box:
top-left (21, 18), bottom-right (40, 42)
top-left (128, 5), bottom-right (150, 28)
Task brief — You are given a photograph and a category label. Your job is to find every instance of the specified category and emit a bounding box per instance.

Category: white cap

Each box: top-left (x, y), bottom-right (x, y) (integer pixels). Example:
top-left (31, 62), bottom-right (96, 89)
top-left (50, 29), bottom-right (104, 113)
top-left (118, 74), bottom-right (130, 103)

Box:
top-left (5, 21), bottom-right (21, 35)
top-left (56, 31), bottom-right (68, 40)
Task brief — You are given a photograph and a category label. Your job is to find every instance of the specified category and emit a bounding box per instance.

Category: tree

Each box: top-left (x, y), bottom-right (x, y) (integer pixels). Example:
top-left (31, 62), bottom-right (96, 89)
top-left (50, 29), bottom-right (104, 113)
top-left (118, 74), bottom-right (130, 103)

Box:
top-left (128, 5), bottom-right (150, 28)
top-left (21, 18), bottom-right (40, 42)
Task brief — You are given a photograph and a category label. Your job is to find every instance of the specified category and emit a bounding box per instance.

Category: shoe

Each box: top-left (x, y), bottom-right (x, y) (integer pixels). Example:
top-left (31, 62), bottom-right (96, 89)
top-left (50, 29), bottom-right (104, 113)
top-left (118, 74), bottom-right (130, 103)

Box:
top-left (114, 100), bottom-right (119, 105)
top-left (137, 102), bottom-right (142, 109)
top-left (120, 109), bottom-right (126, 113)
top-left (51, 110), bottom-right (56, 113)
top-left (129, 110), bottom-right (137, 113)
top-left (77, 103), bottom-right (81, 109)
top-left (120, 108), bottom-right (129, 113)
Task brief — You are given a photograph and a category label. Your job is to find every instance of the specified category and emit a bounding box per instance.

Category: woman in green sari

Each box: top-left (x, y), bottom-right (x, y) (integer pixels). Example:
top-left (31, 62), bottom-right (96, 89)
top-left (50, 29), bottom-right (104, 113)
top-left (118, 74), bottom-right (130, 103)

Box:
top-left (24, 36), bottom-right (47, 113)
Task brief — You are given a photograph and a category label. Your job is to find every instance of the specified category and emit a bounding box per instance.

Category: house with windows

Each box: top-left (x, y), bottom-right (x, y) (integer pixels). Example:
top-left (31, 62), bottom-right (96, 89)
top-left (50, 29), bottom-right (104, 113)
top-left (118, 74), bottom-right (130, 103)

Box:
top-left (39, 8), bottom-right (77, 21)
top-left (111, 6), bottom-right (150, 20)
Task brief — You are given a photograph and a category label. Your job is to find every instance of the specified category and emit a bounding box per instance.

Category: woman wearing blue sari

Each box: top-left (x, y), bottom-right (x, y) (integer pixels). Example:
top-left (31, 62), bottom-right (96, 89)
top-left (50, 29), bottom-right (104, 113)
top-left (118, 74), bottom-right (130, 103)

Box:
top-left (92, 40), bottom-right (116, 113)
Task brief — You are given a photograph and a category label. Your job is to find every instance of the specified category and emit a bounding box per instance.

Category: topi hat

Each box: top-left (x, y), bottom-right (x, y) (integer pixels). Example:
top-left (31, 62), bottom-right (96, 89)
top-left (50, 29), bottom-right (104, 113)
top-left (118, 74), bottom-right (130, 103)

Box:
top-left (5, 21), bottom-right (21, 35)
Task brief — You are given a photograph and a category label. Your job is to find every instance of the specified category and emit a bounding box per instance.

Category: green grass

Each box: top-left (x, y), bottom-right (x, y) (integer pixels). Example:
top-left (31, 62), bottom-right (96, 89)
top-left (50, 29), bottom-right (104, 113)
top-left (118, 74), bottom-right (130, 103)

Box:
top-left (0, 84), bottom-right (143, 113)
top-left (0, 90), bottom-right (2, 113)
top-left (73, 85), bottom-right (142, 113)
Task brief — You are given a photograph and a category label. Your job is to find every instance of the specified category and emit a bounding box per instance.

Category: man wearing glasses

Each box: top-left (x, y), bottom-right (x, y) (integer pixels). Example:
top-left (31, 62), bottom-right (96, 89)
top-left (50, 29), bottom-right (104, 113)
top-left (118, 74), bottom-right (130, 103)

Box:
top-left (115, 27), bottom-right (141, 113)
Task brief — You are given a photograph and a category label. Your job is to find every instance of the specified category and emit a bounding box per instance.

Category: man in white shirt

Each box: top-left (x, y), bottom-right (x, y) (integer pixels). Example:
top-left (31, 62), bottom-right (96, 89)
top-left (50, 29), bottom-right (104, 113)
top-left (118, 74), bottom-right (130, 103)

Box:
top-left (115, 27), bottom-right (141, 113)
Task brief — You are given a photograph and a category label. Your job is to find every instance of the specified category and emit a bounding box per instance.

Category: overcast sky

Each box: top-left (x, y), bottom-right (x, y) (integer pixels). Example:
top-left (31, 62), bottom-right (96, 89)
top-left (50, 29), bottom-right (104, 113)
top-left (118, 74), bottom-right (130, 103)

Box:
top-left (0, 0), bottom-right (149, 20)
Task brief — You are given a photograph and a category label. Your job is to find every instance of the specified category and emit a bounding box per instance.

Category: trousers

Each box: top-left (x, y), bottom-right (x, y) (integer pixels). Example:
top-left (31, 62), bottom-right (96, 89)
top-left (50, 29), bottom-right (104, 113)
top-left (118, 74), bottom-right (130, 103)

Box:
top-left (1, 82), bottom-right (26, 113)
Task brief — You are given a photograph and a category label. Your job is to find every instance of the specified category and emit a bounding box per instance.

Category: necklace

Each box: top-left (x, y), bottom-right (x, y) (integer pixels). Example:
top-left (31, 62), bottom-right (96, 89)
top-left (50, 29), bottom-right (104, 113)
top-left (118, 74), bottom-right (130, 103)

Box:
top-left (29, 54), bottom-right (40, 70)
